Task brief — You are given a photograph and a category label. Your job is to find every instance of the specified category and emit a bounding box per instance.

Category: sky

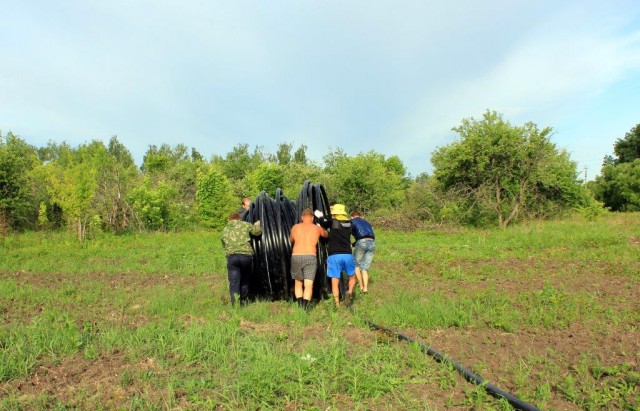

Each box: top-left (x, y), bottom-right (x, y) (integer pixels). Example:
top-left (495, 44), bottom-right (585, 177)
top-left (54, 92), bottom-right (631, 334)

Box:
top-left (1, 0), bottom-right (639, 180)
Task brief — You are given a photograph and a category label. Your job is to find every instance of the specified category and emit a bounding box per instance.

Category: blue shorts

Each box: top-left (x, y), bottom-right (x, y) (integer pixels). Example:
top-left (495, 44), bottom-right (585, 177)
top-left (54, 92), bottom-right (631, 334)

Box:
top-left (354, 239), bottom-right (375, 271)
top-left (327, 254), bottom-right (356, 279)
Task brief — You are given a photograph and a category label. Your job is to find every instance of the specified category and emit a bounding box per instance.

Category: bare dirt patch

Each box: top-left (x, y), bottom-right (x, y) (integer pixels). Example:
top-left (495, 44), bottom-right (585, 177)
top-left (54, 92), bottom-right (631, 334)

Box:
top-left (4, 353), bottom-right (166, 409)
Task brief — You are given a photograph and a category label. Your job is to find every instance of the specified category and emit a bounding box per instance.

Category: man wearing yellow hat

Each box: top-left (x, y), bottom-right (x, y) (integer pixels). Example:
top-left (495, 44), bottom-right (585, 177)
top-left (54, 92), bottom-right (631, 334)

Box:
top-left (326, 204), bottom-right (356, 307)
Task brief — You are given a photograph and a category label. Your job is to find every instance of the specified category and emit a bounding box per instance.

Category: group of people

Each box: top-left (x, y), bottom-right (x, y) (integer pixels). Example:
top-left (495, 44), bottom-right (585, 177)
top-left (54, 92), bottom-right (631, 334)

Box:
top-left (221, 199), bottom-right (375, 308)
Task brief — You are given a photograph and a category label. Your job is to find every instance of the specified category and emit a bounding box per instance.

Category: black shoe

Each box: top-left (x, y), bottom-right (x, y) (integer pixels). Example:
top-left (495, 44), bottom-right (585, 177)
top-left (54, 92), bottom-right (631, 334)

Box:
top-left (296, 297), bottom-right (303, 308)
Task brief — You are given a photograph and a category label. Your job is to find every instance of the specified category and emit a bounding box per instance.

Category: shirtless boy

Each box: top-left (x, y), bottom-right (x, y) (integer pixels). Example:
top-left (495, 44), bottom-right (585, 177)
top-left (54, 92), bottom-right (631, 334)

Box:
top-left (289, 208), bottom-right (328, 309)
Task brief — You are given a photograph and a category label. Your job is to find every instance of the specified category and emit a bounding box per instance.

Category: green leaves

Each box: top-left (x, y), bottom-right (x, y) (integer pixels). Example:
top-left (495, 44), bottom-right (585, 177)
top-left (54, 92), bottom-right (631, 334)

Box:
top-left (432, 110), bottom-right (584, 227)
top-left (0, 132), bottom-right (39, 230)
top-left (196, 167), bottom-right (235, 229)
top-left (325, 150), bottom-right (407, 214)
top-left (591, 159), bottom-right (640, 211)
top-left (590, 124), bottom-right (640, 212)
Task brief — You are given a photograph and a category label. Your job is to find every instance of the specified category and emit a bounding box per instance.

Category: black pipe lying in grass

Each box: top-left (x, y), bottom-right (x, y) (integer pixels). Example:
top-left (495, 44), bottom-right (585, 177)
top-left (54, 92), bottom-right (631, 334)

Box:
top-left (352, 307), bottom-right (540, 411)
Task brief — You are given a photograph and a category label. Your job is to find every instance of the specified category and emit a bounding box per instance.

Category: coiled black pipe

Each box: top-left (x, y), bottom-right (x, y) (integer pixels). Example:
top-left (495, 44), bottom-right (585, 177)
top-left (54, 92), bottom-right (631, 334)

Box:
top-left (243, 182), bottom-right (334, 300)
top-left (350, 306), bottom-right (540, 411)
top-left (243, 189), bottom-right (297, 299)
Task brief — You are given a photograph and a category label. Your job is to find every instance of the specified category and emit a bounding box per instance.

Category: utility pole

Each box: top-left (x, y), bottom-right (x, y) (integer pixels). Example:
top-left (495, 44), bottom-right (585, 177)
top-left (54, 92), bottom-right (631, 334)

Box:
top-left (584, 166), bottom-right (588, 182)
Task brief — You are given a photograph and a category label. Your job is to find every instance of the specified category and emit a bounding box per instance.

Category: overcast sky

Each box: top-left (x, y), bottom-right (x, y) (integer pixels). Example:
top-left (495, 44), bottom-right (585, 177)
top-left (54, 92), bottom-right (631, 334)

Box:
top-left (2, 0), bottom-right (639, 179)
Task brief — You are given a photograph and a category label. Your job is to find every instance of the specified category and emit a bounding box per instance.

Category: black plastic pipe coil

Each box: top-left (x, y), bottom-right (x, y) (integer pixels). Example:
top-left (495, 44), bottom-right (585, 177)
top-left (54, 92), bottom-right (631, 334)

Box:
top-left (243, 181), bottom-right (332, 300)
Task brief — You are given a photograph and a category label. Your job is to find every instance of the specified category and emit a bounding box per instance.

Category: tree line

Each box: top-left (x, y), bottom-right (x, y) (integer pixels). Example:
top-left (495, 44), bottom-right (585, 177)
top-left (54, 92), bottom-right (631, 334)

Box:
top-left (588, 124), bottom-right (640, 212)
top-left (1, 111), bottom-right (637, 239)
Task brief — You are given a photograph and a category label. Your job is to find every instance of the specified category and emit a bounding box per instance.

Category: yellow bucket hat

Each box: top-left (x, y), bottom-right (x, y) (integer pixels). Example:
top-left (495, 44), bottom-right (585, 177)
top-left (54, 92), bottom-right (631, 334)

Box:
top-left (331, 204), bottom-right (349, 220)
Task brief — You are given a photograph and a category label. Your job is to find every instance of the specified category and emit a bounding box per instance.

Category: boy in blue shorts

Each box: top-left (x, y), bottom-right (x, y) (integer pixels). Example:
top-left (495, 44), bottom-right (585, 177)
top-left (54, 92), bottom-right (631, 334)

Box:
top-left (326, 204), bottom-right (356, 307)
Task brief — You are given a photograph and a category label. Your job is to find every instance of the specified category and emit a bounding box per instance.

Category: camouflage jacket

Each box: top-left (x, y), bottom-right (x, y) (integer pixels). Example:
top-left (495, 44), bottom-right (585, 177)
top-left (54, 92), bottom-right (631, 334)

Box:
top-left (222, 220), bottom-right (261, 256)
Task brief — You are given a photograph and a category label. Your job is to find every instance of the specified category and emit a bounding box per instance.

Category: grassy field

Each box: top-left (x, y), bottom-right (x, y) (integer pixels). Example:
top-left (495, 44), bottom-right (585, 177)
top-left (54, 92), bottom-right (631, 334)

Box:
top-left (1, 214), bottom-right (639, 410)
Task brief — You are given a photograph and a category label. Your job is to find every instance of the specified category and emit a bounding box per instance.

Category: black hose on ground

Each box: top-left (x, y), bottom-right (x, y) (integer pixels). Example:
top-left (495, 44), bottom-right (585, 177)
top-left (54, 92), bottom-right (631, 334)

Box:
top-left (349, 306), bottom-right (540, 411)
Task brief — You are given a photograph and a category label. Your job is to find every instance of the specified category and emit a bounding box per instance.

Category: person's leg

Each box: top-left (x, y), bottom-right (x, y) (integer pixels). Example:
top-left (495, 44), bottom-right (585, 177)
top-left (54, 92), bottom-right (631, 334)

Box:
top-left (302, 257), bottom-right (317, 303)
top-left (362, 270), bottom-right (369, 292)
top-left (344, 254), bottom-right (357, 305)
top-left (294, 280), bottom-right (303, 299)
top-left (327, 255), bottom-right (341, 307)
top-left (354, 266), bottom-right (363, 290)
top-left (226, 255), bottom-right (241, 306)
top-left (291, 256), bottom-right (304, 306)
top-left (361, 241), bottom-right (374, 292)
top-left (303, 279), bottom-right (314, 301)
top-left (353, 241), bottom-right (365, 289)
top-left (331, 278), bottom-right (341, 307)
top-left (239, 255), bottom-right (252, 305)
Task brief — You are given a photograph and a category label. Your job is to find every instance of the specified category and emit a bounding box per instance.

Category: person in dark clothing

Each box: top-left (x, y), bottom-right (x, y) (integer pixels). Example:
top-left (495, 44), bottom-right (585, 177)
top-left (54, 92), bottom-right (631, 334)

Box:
top-left (325, 204), bottom-right (356, 307)
top-left (238, 197), bottom-right (251, 219)
top-left (221, 212), bottom-right (261, 306)
top-left (351, 211), bottom-right (375, 293)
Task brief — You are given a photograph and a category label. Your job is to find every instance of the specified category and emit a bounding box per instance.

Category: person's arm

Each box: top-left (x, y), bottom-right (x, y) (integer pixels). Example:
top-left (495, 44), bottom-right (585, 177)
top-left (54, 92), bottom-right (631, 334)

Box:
top-left (250, 220), bottom-right (262, 236)
top-left (289, 226), bottom-right (296, 244)
top-left (314, 210), bottom-right (332, 229)
top-left (350, 220), bottom-right (357, 246)
top-left (317, 225), bottom-right (328, 238)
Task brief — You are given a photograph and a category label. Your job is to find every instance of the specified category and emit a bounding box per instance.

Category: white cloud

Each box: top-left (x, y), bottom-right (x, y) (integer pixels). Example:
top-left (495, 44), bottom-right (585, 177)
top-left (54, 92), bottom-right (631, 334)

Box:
top-left (393, 0), bottom-right (640, 172)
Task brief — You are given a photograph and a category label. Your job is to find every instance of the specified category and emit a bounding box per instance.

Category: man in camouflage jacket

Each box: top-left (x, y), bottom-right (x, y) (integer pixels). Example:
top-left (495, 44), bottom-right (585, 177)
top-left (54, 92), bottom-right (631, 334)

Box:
top-left (222, 212), bottom-right (261, 306)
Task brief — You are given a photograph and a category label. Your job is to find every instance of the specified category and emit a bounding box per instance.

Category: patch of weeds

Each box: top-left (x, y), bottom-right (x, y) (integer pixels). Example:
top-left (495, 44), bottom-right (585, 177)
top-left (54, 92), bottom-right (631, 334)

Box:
top-left (437, 362), bottom-right (458, 391)
top-left (558, 356), bottom-right (640, 409)
top-left (526, 282), bottom-right (596, 328)
top-left (440, 264), bottom-right (466, 281)
top-left (120, 369), bottom-right (134, 388)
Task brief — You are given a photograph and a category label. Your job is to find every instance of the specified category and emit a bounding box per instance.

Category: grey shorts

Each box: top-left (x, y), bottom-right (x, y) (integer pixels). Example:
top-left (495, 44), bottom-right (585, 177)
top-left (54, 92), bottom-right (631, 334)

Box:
top-left (291, 255), bottom-right (317, 281)
top-left (354, 239), bottom-right (375, 271)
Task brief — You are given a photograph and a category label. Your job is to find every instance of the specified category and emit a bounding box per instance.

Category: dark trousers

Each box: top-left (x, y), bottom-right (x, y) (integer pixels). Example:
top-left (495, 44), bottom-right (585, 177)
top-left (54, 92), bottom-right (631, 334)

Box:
top-left (227, 254), bottom-right (252, 305)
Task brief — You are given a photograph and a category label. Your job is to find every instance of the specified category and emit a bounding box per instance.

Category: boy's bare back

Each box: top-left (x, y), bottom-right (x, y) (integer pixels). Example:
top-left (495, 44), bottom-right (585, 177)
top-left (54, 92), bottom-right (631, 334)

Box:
top-left (290, 222), bottom-right (327, 255)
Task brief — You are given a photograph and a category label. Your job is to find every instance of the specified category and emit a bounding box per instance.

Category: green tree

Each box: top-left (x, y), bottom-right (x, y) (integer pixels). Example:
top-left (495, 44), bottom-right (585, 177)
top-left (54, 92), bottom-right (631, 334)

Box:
top-left (99, 136), bottom-right (141, 231)
top-left (129, 181), bottom-right (175, 231)
top-left (275, 142), bottom-right (293, 165)
top-left (404, 173), bottom-right (442, 222)
top-left (612, 123), bottom-right (640, 165)
top-left (591, 159), bottom-right (640, 211)
top-left (432, 111), bottom-right (584, 228)
top-left (248, 163), bottom-right (284, 196)
top-left (140, 143), bottom-right (204, 230)
top-left (196, 167), bottom-right (236, 228)
top-left (325, 150), bottom-right (406, 214)
top-left (281, 162), bottom-right (325, 198)
top-left (47, 158), bottom-right (99, 241)
top-left (590, 123), bottom-right (640, 211)
top-left (219, 143), bottom-right (265, 181)
top-left (293, 144), bottom-right (308, 165)
top-left (0, 132), bottom-right (40, 231)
